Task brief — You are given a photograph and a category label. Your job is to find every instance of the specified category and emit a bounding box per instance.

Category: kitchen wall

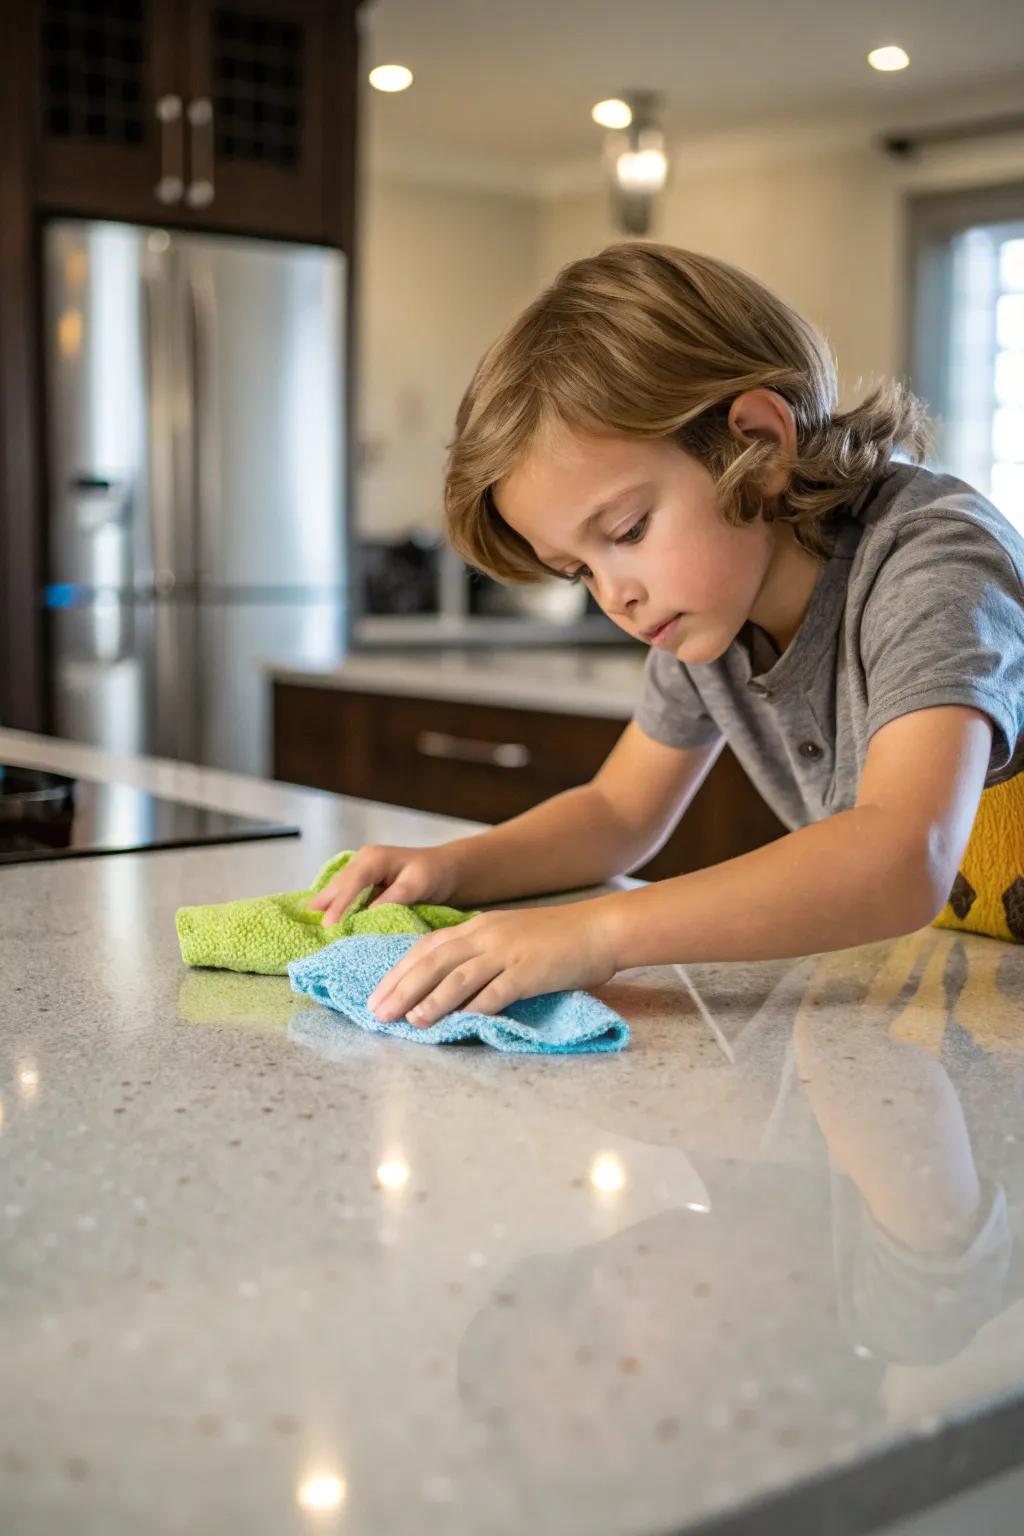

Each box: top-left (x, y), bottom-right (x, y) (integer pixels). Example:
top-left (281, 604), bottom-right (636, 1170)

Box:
top-left (536, 115), bottom-right (1024, 410)
top-left (537, 138), bottom-right (903, 407)
top-left (356, 100), bottom-right (1024, 541)
top-left (356, 175), bottom-right (541, 538)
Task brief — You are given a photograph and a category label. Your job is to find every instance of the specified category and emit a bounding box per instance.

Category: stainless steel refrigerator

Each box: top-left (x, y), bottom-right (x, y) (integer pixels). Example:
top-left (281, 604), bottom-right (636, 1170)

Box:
top-left (43, 218), bottom-right (347, 777)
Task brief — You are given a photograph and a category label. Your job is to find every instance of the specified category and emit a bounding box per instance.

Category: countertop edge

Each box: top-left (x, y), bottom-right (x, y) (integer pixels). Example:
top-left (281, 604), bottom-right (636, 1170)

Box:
top-left (0, 728), bottom-right (489, 840)
top-left (268, 663), bottom-right (639, 719)
top-left (685, 1387), bottom-right (1024, 1536)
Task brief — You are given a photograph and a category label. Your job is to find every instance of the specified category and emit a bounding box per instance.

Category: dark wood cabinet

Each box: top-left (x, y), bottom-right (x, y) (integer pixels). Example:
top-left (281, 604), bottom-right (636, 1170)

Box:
top-left (34, 0), bottom-right (180, 226)
top-left (33, 0), bottom-right (355, 244)
top-left (272, 681), bottom-right (788, 883)
top-left (183, 0), bottom-right (336, 242)
top-left (0, 0), bottom-right (361, 733)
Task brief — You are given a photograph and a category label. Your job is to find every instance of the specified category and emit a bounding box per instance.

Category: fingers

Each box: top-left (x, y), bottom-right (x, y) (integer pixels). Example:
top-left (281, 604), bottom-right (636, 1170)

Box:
top-left (315, 879), bottom-right (368, 928)
top-left (308, 849), bottom-right (433, 925)
top-left (369, 931), bottom-right (500, 1027)
top-left (308, 869), bottom-right (355, 915)
top-left (309, 847), bottom-right (389, 925)
top-left (460, 977), bottom-right (516, 1018)
top-left (367, 877), bottom-right (418, 909)
top-left (405, 959), bottom-right (505, 1027)
top-left (367, 930), bottom-right (447, 1015)
top-left (385, 958), bottom-right (503, 1027)
top-left (317, 878), bottom-right (387, 927)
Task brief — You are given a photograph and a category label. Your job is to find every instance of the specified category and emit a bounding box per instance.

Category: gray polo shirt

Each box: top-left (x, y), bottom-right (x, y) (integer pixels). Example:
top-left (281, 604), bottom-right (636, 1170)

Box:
top-left (633, 462), bottom-right (1024, 831)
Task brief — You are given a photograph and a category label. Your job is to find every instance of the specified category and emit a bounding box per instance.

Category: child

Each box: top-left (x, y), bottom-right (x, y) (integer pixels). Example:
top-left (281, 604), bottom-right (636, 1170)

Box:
top-left (310, 241), bottom-right (1024, 1028)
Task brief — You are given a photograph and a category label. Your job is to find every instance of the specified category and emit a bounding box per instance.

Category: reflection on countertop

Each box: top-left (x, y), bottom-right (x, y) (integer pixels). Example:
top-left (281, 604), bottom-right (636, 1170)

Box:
top-left (3, 726), bottom-right (1024, 1535)
top-left (268, 644), bottom-right (648, 718)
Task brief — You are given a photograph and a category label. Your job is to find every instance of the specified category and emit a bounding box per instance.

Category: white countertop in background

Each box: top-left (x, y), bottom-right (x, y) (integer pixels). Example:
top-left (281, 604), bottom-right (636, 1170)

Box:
top-left (3, 728), bottom-right (1024, 1535)
top-left (269, 646), bottom-right (647, 717)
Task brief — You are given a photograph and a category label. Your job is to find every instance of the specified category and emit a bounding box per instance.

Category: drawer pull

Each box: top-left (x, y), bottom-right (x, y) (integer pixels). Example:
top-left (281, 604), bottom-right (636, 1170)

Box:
top-left (414, 730), bottom-right (531, 769)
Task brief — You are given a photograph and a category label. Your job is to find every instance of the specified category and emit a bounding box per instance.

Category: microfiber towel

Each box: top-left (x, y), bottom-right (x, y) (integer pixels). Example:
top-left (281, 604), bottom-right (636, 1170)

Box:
top-left (288, 933), bottom-right (630, 1054)
top-left (175, 851), bottom-right (476, 974)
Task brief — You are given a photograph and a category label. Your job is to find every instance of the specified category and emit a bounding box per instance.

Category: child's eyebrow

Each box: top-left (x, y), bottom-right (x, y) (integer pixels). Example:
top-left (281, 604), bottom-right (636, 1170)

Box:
top-left (534, 480), bottom-right (653, 565)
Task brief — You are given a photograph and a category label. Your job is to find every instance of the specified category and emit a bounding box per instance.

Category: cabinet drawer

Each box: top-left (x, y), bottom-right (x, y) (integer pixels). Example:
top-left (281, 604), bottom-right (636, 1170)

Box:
top-left (273, 684), bottom-right (621, 824)
top-left (272, 679), bottom-right (788, 880)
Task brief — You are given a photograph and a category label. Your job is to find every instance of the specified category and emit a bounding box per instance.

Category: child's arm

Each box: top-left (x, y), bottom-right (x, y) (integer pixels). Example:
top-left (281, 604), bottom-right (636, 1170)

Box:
top-left (596, 704), bottom-right (993, 968)
top-left (311, 723), bottom-right (722, 923)
top-left (440, 722), bottom-right (724, 905)
top-left (366, 706), bottom-right (993, 1028)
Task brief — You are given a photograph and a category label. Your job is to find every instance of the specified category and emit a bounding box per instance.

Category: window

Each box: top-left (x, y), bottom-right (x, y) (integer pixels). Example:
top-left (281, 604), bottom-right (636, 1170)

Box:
top-left (908, 184), bottom-right (1024, 532)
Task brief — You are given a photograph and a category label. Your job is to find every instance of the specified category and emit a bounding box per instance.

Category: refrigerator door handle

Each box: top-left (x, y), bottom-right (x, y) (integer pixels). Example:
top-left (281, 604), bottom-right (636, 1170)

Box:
top-left (140, 253), bottom-right (178, 594)
top-left (183, 260), bottom-right (223, 766)
top-left (184, 263), bottom-right (221, 588)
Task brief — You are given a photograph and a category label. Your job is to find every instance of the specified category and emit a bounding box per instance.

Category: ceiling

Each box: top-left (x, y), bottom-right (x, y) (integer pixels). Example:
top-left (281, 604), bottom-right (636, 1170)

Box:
top-left (358, 0), bottom-right (1024, 188)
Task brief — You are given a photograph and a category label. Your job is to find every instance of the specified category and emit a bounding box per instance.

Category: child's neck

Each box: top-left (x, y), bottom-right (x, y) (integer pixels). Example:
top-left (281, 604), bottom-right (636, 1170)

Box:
top-left (747, 523), bottom-right (825, 654)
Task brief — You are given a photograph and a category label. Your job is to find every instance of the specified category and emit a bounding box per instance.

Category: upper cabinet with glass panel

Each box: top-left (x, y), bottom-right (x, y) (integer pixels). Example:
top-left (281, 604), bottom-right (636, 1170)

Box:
top-left (32, 0), bottom-right (358, 247)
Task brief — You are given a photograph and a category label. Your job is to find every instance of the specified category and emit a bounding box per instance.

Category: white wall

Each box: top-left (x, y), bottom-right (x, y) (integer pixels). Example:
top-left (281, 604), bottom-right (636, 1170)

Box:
top-left (536, 148), bottom-right (902, 410)
top-left (536, 132), bottom-right (1024, 412)
top-left (355, 175), bottom-right (541, 537)
top-left (356, 130), bottom-right (1024, 537)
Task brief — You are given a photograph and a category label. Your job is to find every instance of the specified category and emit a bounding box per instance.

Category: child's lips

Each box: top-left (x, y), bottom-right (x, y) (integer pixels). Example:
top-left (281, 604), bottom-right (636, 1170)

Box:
top-left (645, 613), bottom-right (683, 647)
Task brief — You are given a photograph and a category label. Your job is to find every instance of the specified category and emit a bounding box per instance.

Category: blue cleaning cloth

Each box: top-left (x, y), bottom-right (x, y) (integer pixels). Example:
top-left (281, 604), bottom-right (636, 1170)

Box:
top-left (287, 934), bottom-right (629, 1054)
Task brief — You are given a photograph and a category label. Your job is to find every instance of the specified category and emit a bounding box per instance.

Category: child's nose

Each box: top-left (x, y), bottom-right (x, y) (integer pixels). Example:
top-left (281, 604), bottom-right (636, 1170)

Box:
top-left (590, 562), bottom-right (634, 609)
top-left (601, 578), bottom-right (641, 617)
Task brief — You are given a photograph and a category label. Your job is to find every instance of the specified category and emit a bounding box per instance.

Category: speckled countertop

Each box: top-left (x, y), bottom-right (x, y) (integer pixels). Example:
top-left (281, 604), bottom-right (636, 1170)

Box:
top-left (2, 727), bottom-right (1024, 1536)
top-left (269, 646), bottom-right (647, 718)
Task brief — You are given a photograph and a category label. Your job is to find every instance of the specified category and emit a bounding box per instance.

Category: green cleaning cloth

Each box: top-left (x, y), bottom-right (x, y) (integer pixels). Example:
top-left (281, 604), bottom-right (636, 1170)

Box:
top-left (175, 851), bottom-right (476, 975)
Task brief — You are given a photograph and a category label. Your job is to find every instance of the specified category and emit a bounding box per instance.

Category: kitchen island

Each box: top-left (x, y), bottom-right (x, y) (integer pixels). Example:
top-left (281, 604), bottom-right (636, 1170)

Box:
top-left (2, 728), bottom-right (1023, 1536)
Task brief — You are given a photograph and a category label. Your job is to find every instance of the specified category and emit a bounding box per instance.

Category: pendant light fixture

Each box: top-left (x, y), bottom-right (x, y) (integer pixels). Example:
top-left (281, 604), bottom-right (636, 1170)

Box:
top-left (597, 90), bottom-right (669, 236)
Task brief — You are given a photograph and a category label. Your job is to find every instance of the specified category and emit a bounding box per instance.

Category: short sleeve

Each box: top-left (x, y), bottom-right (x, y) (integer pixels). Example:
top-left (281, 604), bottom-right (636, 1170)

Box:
top-left (860, 511), bottom-right (1024, 783)
top-left (632, 647), bottom-right (722, 750)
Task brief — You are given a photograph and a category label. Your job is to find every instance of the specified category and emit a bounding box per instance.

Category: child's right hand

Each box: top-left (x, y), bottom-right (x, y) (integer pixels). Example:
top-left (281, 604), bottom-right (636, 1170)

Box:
top-left (307, 842), bottom-right (465, 927)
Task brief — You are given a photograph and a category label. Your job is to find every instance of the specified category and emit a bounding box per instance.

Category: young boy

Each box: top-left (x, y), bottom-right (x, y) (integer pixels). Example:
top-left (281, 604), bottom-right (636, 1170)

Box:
top-left (310, 241), bottom-right (1024, 1028)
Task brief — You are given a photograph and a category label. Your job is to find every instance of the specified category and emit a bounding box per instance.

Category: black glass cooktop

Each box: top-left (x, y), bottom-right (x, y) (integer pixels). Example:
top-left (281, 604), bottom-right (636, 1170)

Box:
top-left (0, 764), bottom-right (299, 865)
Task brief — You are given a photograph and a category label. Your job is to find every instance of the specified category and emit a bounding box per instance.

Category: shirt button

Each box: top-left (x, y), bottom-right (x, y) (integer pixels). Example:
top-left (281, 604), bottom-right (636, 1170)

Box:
top-left (799, 740), bottom-right (823, 760)
top-left (749, 681), bottom-right (772, 698)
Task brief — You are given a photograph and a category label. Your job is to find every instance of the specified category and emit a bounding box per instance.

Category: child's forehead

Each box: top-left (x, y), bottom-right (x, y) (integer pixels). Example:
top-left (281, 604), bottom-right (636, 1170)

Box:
top-left (530, 421), bottom-right (649, 471)
top-left (510, 426), bottom-right (661, 501)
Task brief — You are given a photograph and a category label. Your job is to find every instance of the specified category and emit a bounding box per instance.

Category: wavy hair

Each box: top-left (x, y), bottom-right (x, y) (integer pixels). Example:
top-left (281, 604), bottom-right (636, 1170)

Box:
top-left (444, 240), bottom-right (932, 579)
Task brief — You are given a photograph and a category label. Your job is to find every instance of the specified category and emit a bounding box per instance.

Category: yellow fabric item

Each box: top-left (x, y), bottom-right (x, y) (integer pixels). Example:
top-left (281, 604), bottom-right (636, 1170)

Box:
top-left (932, 772), bottom-right (1024, 942)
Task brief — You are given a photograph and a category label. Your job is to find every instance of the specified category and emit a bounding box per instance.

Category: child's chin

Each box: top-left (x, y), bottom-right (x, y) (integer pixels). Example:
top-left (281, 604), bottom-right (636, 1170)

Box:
top-left (675, 629), bottom-right (730, 666)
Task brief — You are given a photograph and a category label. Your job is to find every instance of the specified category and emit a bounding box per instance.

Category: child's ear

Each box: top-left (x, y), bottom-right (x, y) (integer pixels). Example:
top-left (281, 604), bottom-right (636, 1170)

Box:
top-left (727, 388), bottom-right (797, 495)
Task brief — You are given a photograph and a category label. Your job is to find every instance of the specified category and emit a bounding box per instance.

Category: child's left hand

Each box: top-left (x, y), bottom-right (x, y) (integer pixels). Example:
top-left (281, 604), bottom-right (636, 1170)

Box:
top-left (367, 903), bottom-right (619, 1026)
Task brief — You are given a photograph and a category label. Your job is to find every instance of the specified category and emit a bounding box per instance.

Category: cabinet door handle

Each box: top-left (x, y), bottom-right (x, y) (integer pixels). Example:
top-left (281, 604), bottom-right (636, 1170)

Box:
top-left (185, 97), bottom-right (215, 208)
top-left (414, 730), bottom-right (532, 769)
top-left (154, 94), bottom-right (184, 203)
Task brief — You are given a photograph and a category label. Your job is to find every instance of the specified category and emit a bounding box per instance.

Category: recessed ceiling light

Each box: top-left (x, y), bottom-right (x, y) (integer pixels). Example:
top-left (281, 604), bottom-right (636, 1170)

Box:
top-left (369, 64), bottom-right (414, 93)
top-left (592, 98), bottom-right (633, 130)
top-left (868, 45), bottom-right (910, 72)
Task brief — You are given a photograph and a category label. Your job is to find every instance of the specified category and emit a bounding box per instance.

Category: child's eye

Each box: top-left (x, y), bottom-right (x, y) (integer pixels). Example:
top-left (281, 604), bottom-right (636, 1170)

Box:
top-left (564, 513), bottom-right (649, 582)
top-left (617, 512), bottom-right (650, 545)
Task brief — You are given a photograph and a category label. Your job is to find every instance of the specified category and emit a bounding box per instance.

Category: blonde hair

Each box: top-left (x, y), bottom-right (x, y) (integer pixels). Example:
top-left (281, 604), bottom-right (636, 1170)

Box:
top-left (444, 241), bottom-right (932, 580)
